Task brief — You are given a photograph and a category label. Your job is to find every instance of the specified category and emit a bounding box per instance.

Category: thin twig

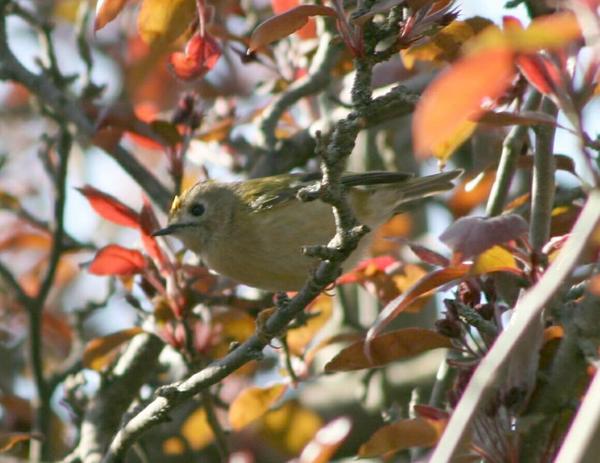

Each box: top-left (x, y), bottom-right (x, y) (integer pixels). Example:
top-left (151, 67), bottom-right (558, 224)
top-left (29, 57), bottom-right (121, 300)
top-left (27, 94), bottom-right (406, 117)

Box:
top-left (485, 91), bottom-right (542, 217)
top-left (201, 391), bottom-right (229, 461)
top-left (529, 97), bottom-right (558, 252)
top-left (28, 128), bottom-right (71, 462)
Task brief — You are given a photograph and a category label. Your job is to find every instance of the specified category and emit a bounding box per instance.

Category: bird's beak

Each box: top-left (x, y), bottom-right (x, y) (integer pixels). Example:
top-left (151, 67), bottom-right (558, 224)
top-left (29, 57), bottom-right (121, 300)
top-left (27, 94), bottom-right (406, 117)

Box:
top-left (152, 225), bottom-right (178, 237)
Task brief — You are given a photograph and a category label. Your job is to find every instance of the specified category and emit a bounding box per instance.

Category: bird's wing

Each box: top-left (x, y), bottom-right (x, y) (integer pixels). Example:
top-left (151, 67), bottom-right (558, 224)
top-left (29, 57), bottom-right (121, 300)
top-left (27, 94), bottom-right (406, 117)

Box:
top-left (243, 171), bottom-right (418, 211)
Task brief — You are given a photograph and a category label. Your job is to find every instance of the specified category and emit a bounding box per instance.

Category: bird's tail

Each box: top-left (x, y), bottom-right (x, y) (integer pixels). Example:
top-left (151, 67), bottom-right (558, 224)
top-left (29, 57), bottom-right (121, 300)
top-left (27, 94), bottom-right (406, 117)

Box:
top-left (393, 169), bottom-right (462, 213)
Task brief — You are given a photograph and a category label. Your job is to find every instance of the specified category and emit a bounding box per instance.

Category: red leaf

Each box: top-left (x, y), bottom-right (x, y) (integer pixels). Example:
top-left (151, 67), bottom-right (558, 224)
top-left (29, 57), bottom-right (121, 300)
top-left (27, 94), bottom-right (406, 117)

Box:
top-left (516, 53), bottom-right (562, 95)
top-left (366, 264), bottom-right (470, 345)
top-left (77, 186), bottom-right (139, 228)
top-left (139, 197), bottom-right (169, 271)
top-left (168, 33), bottom-right (221, 81)
top-left (413, 48), bottom-right (515, 159)
top-left (88, 244), bottom-right (146, 276)
top-left (337, 255), bottom-right (398, 284)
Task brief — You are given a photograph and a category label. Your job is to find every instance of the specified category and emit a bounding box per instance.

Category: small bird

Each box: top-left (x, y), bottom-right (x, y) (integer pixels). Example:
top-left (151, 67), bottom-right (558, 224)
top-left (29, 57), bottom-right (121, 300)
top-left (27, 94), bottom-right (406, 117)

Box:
top-left (153, 170), bottom-right (461, 291)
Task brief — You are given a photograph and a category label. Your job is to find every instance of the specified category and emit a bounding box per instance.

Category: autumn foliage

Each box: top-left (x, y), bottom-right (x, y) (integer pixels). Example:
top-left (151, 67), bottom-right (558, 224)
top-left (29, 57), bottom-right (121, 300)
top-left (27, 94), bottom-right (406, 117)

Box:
top-left (1, 0), bottom-right (600, 462)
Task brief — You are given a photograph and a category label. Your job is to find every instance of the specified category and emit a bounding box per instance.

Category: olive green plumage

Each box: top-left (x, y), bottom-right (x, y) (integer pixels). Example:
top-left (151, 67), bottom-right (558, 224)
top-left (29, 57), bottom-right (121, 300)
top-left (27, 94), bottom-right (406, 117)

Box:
top-left (155, 170), bottom-right (461, 291)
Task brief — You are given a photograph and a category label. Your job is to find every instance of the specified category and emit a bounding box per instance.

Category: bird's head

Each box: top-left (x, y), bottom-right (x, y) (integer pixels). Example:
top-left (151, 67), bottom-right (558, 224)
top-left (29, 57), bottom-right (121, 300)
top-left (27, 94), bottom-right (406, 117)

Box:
top-left (153, 181), bottom-right (238, 252)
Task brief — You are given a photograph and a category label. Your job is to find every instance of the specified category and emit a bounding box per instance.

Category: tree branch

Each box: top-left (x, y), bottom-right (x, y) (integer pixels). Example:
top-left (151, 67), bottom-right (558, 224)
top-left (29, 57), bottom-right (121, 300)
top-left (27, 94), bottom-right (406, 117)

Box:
top-left (66, 334), bottom-right (165, 463)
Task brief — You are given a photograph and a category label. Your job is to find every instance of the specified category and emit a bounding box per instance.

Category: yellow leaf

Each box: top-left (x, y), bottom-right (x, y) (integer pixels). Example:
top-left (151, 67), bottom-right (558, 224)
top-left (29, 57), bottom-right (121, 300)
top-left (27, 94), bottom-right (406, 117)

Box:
top-left (82, 327), bottom-right (145, 371)
top-left (402, 17), bottom-right (493, 69)
top-left (229, 384), bottom-right (287, 431)
top-left (137, 0), bottom-right (196, 47)
top-left (431, 120), bottom-right (477, 166)
top-left (162, 436), bottom-right (186, 455)
top-left (180, 407), bottom-right (214, 450)
top-left (472, 245), bottom-right (518, 275)
top-left (287, 294), bottom-right (333, 356)
top-left (467, 12), bottom-right (581, 55)
top-left (260, 401), bottom-right (323, 455)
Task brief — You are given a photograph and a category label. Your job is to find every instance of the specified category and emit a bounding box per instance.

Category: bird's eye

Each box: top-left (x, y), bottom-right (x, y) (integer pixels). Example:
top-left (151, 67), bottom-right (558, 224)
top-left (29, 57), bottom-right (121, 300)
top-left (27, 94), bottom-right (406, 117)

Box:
top-left (189, 203), bottom-right (205, 217)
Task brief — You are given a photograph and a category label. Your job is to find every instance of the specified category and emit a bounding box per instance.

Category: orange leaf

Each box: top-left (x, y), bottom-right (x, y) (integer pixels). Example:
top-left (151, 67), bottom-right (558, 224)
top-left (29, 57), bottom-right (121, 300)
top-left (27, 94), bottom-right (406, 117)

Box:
top-left (358, 418), bottom-right (446, 457)
top-left (94, 0), bottom-right (129, 31)
top-left (248, 5), bottom-right (336, 53)
top-left (298, 417), bottom-right (352, 463)
top-left (413, 48), bottom-right (515, 159)
top-left (366, 264), bottom-right (470, 343)
top-left (0, 432), bottom-right (41, 452)
top-left (77, 186), bottom-right (140, 228)
top-left (229, 384), bottom-right (287, 430)
top-left (0, 232), bottom-right (51, 252)
top-left (325, 328), bottom-right (451, 372)
top-left (83, 327), bottom-right (145, 370)
top-left (88, 245), bottom-right (146, 276)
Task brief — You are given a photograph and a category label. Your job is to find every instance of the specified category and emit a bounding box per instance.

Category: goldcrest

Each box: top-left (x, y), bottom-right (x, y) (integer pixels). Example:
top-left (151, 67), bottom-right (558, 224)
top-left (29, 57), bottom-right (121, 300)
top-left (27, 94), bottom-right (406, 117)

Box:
top-left (153, 170), bottom-right (461, 291)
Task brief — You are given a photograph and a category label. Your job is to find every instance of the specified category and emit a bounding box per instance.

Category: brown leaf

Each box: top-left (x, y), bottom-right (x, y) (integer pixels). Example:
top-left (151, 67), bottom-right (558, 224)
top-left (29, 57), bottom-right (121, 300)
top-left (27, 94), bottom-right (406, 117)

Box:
top-left (88, 245), bottom-right (146, 276)
top-left (248, 5), bottom-right (336, 53)
top-left (413, 48), bottom-right (515, 160)
top-left (229, 384), bottom-right (287, 430)
top-left (358, 417), bottom-right (446, 457)
top-left (479, 110), bottom-right (559, 127)
top-left (366, 264), bottom-right (470, 343)
top-left (325, 328), bottom-right (451, 372)
top-left (83, 327), bottom-right (145, 370)
top-left (298, 416), bottom-right (352, 463)
top-left (439, 214), bottom-right (529, 260)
